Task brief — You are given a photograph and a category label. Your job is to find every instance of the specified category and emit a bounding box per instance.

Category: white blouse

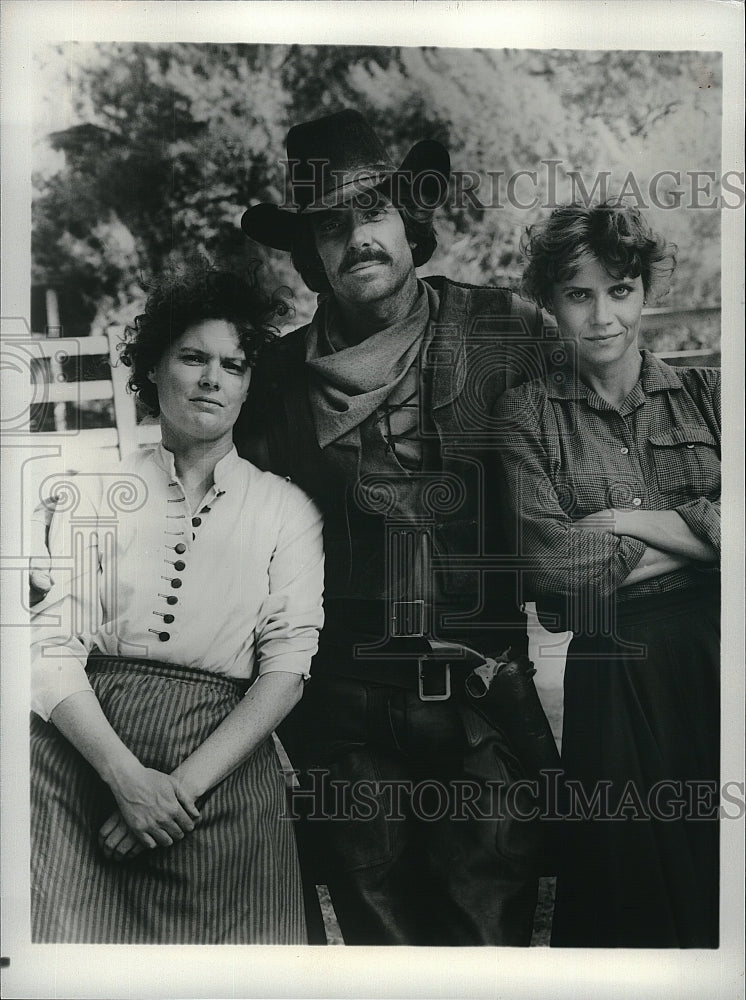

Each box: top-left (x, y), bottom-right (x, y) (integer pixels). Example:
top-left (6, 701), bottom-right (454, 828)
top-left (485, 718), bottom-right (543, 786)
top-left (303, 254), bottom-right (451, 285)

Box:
top-left (31, 444), bottom-right (324, 721)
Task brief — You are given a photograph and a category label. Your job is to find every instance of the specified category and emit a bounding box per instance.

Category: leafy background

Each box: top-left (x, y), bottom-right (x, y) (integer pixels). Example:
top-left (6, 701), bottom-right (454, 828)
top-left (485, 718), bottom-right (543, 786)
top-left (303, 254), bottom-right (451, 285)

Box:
top-left (29, 42), bottom-right (723, 946)
top-left (33, 44), bottom-right (722, 346)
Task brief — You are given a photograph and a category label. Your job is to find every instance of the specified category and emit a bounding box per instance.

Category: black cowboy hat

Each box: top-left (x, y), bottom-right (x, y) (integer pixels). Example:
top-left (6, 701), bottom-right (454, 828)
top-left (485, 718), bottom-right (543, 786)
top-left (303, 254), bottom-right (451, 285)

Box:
top-left (241, 109), bottom-right (450, 253)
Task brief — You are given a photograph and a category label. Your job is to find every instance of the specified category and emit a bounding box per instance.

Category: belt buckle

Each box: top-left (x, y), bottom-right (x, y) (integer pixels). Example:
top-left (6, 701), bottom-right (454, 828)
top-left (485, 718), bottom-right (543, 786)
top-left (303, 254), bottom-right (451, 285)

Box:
top-left (418, 659), bottom-right (451, 701)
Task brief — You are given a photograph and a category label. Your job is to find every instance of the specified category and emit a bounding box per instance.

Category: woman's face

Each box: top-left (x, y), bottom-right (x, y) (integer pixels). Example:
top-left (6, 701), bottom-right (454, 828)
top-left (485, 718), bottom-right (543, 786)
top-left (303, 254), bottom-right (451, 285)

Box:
top-left (550, 254), bottom-right (645, 373)
top-left (149, 319), bottom-right (252, 449)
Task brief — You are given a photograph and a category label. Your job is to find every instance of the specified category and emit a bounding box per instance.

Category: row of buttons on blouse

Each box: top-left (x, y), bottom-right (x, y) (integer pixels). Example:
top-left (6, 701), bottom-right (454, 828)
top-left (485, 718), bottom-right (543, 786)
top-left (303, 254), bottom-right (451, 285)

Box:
top-left (617, 446), bottom-right (644, 506)
top-left (150, 510), bottom-right (209, 642)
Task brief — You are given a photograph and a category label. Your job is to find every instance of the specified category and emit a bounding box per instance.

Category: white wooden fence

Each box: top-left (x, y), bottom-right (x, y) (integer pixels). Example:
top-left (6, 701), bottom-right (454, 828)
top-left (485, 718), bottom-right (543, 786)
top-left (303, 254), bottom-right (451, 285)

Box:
top-left (27, 306), bottom-right (721, 462)
top-left (28, 327), bottom-right (160, 459)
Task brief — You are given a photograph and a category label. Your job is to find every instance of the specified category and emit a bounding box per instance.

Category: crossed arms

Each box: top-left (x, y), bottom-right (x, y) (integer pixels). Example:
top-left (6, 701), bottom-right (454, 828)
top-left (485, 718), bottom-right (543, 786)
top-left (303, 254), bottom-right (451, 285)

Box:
top-left (491, 386), bottom-right (720, 605)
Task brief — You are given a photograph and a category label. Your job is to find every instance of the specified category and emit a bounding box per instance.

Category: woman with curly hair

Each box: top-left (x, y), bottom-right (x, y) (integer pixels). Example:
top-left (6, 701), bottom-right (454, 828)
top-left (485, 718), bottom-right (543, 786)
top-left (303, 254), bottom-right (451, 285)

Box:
top-left (30, 258), bottom-right (324, 943)
top-left (494, 203), bottom-right (720, 947)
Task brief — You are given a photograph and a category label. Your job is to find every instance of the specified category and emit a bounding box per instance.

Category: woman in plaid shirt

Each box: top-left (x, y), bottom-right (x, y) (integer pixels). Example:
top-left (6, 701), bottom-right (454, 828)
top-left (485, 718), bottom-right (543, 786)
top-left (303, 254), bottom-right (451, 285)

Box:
top-left (495, 202), bottom-right (720, 948)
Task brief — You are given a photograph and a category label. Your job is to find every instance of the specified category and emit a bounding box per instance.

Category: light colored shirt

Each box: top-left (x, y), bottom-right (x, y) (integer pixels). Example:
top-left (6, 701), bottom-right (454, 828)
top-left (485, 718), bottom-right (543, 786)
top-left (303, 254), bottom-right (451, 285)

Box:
top-left (31, 443), bottom-right (324, 721)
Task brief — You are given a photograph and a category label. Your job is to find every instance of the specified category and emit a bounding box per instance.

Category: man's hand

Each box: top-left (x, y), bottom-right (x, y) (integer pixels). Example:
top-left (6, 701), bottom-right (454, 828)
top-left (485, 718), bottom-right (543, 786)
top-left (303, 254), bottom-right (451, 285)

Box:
top-left (107, 762), bottom-right (201, 852)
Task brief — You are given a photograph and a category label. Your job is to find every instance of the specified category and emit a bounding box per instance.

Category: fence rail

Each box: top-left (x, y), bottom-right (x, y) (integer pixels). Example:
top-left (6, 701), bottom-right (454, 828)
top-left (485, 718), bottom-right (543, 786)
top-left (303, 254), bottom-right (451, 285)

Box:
top-left (641, 305), bottom-right (721, 330)
top-left (29, 328), bottom-right (158, 457)
top-left (28, 307), bottom-right (721, 458)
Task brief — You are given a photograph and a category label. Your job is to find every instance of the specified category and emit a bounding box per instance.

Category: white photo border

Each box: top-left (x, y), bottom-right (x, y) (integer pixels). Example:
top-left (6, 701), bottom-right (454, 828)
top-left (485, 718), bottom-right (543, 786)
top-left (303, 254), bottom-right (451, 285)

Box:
top-left (1, 2), bottom-right (743, 998)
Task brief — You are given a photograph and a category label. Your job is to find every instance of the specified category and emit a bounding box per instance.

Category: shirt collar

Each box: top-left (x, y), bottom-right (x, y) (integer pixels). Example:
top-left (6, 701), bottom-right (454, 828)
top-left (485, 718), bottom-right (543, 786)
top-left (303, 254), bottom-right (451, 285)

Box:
top-left (638, 349), bottom-right (683, 392)
top-left (548, 348), bottom-right (682, 402)
top-left (154, 442), bottom-right (242, 493)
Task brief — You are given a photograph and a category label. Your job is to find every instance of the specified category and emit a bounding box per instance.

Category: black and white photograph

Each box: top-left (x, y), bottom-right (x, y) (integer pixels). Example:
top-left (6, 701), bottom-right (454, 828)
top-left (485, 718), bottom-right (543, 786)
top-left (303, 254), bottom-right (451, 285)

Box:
top-left (1, 1), bottom-right (743, 997)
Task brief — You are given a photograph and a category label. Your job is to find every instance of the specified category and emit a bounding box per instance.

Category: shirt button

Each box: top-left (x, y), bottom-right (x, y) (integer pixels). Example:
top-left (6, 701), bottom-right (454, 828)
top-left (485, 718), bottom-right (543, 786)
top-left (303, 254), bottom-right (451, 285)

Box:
top-left (632, 498), bottom-right (642, 507)
top-left (620, 447), bottom-right (629, 455)
top-left (192, 517), bottom-right (202, 527)
top-left (163, 614), bottom-right (175, 624)
top-left (158, 632), bottom-right (170, 642)
top-left (166, 595), bottom-right (178, 605)
top-left (174, 560), bottom-right (186, 571)
top-left (171, 578), bottom-right (183, 589)
top-left (174, 543), bottom-right (187, 554)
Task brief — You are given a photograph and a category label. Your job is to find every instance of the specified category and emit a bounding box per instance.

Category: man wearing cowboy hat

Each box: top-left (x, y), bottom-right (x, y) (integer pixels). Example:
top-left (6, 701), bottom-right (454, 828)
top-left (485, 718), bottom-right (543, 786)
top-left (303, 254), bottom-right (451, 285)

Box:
top-left (28, 108), bottom-right (554, 946)
top-left (25, 107), bottom-right (556, 945)
top-left (239, 109), bottom-right (555, 947)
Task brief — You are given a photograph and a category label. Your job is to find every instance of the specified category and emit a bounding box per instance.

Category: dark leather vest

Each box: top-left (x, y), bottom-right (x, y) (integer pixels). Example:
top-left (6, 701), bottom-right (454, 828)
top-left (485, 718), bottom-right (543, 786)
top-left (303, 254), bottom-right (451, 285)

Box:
top-left (235, 276), bottom-right (557, 646)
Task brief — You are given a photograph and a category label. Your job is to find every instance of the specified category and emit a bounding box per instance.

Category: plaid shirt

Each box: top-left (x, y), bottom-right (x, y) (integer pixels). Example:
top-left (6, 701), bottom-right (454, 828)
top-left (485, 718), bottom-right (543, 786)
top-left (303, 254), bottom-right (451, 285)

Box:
top-left (493, 350), bottom-right (720, 621)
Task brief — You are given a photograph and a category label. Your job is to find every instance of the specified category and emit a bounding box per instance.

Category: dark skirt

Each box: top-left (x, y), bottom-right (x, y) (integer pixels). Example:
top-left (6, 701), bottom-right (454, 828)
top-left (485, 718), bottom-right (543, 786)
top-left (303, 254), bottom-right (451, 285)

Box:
top-left (551, 587), bottom-right (720, 948)
top-left (30, 656), bottom-right (306, 944)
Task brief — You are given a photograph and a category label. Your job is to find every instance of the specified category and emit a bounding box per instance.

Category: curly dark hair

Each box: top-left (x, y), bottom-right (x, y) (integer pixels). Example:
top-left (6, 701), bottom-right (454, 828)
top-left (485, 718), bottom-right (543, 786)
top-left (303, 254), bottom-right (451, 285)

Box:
top-left (119, 257), bottom-right (288, 416)
top-left (520, 201), bottom-right (677, 311)
top-left (290, 186), bottom-right (438, 294)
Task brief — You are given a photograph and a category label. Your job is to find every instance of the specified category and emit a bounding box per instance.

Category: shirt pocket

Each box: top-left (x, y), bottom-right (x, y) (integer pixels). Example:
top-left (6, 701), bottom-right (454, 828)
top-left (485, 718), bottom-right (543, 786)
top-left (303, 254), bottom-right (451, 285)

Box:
top-left (648, 424), bottom-right (720, 498)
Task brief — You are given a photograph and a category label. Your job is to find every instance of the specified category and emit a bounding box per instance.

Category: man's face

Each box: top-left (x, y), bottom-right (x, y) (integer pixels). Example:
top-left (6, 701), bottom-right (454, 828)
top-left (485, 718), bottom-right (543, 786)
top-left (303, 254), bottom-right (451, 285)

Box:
top-left (310, 193), bottom-right (415, 309)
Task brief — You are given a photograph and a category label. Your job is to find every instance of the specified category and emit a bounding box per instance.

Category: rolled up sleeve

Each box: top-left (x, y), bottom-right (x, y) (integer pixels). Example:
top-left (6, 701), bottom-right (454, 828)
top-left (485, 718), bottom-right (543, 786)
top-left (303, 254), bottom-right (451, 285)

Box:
top-left (255, 485), bottom-right (324, 679)
top-left (495, 390), bottom-right (647, 601)
top-left (676, 497), bottom-right (721, 554)
top-left (30, 492), bottom-right (101, 721)
top-left (502, 446), bottom-right (646, 599)
top-left (672, 367), bottom-right (720, 555)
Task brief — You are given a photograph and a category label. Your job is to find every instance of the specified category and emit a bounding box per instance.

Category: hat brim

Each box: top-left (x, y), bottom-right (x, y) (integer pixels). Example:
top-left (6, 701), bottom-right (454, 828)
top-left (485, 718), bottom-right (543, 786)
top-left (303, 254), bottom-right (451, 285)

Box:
top-left (241, 139), bottom-right (450, 252)
top-left (240, 203), bottom-right (298, 253)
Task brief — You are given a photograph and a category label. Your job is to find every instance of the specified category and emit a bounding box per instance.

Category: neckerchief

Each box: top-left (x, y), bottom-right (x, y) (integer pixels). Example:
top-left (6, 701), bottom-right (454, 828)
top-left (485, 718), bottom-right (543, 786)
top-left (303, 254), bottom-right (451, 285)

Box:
top-left (305, 281), bottom-right (438, 450)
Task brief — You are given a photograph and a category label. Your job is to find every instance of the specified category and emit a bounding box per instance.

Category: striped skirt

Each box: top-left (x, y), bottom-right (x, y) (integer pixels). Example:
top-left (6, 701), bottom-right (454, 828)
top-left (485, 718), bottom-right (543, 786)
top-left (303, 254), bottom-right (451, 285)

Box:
top-left (30, 656), bottom-right (306, 944)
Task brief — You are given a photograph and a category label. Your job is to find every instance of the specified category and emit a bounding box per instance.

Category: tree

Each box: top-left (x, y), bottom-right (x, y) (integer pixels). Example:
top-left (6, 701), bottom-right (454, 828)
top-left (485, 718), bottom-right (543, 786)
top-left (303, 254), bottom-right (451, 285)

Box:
top-left (33, 44), bottom-right (723, 337)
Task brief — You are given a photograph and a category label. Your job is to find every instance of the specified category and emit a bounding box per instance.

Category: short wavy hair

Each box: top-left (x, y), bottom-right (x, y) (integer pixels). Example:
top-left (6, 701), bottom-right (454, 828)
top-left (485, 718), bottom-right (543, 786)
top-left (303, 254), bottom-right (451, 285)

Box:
top-left (520, 201), bottom-right (677, 311)
top-left (290, 188), bottom-right (438, 294)
top-left (119, 257), bottom-right (288, 416)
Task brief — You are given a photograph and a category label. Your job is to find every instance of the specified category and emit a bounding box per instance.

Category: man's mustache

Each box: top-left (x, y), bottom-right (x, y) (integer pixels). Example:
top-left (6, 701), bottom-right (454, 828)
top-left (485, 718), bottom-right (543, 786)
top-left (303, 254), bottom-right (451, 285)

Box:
top-left (339, 248), bottom-right (391, 274)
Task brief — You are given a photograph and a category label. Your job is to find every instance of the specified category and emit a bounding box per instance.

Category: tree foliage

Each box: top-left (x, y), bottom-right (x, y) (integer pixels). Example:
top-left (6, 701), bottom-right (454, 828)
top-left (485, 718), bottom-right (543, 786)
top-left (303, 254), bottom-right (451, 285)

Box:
top-left (32, 44), bottom-right (723, 336)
